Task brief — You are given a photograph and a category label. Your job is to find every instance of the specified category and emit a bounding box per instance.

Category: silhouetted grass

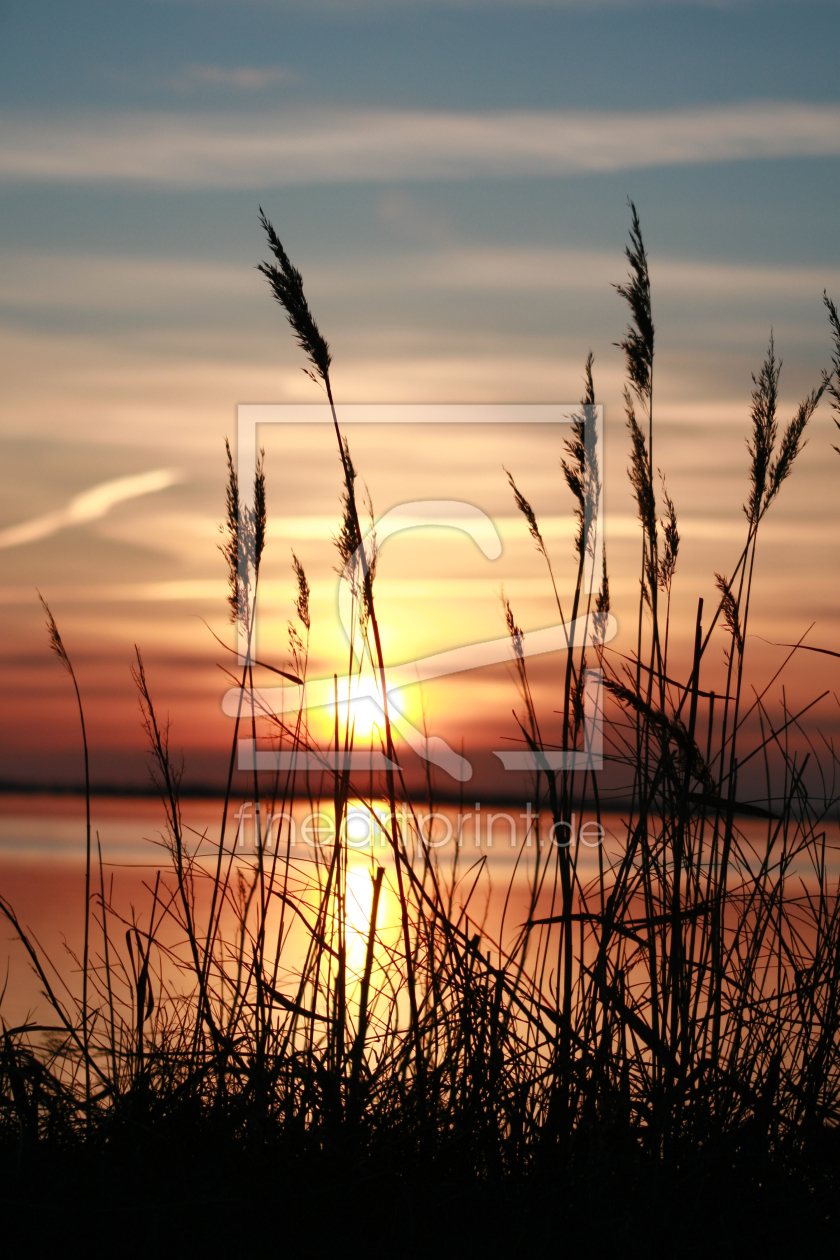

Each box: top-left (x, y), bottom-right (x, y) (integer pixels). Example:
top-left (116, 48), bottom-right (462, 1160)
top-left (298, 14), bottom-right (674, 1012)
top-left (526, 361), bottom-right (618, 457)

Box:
top-left (3, 207), bottom-right (840, 1247)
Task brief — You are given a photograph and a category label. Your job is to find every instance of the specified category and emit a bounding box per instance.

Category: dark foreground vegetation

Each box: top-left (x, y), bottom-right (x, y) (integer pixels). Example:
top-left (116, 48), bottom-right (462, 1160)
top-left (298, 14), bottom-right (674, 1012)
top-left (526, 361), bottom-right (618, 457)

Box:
top-left (3, 208), bottom-right (840, 1251)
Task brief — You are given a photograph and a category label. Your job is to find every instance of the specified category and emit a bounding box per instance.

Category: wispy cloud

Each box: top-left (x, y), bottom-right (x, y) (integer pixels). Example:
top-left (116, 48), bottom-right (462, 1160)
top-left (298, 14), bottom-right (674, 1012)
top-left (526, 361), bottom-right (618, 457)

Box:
top-left (395, 249), bottom-right (840, 300)
top-left (3, 247), bottom-right (836, 311)
top-left (157, 2), bottom-right (785, 11)
top-left (0, 254), bottom-right (255, 311)
top-left (2, 101), bottom-right (838, 187)
top-left (0, 469), bottom-right (183, 550)
top-left (170, 64), bottom-right (294, 91)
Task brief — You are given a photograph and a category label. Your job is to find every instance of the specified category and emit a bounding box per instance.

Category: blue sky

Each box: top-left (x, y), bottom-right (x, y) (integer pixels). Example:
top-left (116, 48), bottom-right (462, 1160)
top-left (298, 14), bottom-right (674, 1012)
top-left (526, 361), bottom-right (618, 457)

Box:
top-left (1, 0), bottom-right (839, 788)
top-left (2, 1), bottom-right (839, 259)
top-left (3, 1), bottom-right (838, 114)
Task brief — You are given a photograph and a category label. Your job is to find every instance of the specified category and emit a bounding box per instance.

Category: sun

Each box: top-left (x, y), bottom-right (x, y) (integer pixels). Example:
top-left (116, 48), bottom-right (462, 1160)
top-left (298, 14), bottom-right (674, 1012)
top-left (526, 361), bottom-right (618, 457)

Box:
top-left (327, 677), bottom-right (414, 743)
top-left (333, 691), bottom-right (386, 742)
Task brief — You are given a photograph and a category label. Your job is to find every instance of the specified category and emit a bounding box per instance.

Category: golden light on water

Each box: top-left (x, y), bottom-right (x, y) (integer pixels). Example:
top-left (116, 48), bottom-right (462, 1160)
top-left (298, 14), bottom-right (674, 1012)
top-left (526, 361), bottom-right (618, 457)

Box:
top-left (344, 865), bottom-right (383, 973)
top-left (343, 810), bottom-right (398, 977)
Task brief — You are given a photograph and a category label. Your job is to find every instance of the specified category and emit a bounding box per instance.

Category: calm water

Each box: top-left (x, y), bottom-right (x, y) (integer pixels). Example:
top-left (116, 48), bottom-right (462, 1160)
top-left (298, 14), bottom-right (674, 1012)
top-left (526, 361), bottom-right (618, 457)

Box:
top-left (1, 793), bottom-right (835, 1027)
top-left (0, 792), bottom-right (603, 1023)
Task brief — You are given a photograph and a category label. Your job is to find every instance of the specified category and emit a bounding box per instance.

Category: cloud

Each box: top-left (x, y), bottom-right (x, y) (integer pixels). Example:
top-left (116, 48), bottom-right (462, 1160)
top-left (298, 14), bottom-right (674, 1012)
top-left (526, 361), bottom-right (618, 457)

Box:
top-left (170, 64), bottom-right (294, 91)
top-left (0, 253), bottom-right (255, 311)
top-left (3, 247), bottom-right (836, 314)
top-left (393, 249), bottom-right (840, 301)
top-left (2, 101), bottom-right (839, 188)
top-left (156, 1), bottom-right (786, 10)
top-left (0, 469), bottom-right (184, 550)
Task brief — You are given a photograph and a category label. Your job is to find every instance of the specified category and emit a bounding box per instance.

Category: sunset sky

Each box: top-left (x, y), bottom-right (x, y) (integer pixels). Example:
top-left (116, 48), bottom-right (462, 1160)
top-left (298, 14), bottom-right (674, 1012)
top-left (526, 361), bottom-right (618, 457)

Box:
top-left (2, 0), bottom-right (839, 795)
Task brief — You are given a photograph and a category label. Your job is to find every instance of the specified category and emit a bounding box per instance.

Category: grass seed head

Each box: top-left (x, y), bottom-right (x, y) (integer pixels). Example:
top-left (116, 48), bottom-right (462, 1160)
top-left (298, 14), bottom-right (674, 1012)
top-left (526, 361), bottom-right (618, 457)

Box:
top-left (823, 291), bottom-right (840, 451)
top-left (253, 446), bottom-right (267, 573)
top-left (503, 594), bottom-right (524, 661)
top-left (715, 573), bottom-right (743, 662)
top-left (658, 476), bottom-right (679, 589)
top-left (614, 200), bottom-right (654, 406)
top-left (562, 352), bottom-right (600, 562)
top-left (745, 335), bottom-right (780, 524)
top-left (764, 386), bottom-right (823, 511)
top-left (335, 441), bottom-right (362, 575)
top-left (506, 467), bottom-right (546, 560)
top-left (594, 550), bottom-right (611, 644)
top-left (625, 390), bottom-right (657, 592)
top-left (38, 591), bottom-right (71, 675)
top-left (258, 207), bottom-right (332, 384)
top-left (221, 438), bottom-right (247, 624)
top-left (291, 550), bottom-right (311, 632)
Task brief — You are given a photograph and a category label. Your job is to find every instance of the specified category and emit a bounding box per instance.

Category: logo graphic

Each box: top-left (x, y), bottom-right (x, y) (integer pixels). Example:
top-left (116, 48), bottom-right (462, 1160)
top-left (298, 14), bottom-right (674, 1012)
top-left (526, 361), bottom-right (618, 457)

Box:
top-left (224, 405), bottom-right (615, 781)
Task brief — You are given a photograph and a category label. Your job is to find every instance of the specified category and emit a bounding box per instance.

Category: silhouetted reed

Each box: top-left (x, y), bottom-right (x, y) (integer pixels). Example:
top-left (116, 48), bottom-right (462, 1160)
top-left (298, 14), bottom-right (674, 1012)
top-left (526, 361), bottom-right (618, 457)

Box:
top-left (3, 208), bottom-right (840, 1239)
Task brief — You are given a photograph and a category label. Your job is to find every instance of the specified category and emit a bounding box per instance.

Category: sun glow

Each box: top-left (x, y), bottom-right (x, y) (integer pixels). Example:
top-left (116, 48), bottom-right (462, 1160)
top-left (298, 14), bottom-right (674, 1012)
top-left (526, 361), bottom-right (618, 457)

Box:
top-left (345, 865), bottom-right (378, 941)
top-left (319, 676), bottom-right (415, 745)
top-left (332, 692), bottom-right (386, 742)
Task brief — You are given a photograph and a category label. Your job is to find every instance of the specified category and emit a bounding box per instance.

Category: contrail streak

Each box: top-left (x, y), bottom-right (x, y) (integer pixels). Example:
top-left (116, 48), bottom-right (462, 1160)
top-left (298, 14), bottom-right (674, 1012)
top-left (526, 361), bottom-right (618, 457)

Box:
top-left (0, 469), bottom-right (183, 550)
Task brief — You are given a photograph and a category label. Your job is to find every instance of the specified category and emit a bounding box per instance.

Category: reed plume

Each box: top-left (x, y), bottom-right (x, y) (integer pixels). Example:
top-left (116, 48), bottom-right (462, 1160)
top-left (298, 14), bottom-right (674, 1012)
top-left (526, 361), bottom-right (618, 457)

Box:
top-left (258, 206), bottom-right (331, 384)
top-left (220, 438), bottom-right (267, 630)
top-left (505, 467), bottom-right (546, 561)
top-left (764, 385), bottom-right (823, 510)
top-left (715, 572), bottom-right (743, 660)
top-left (291, 549), bottom-right (310, 632)
top-left (561, 351), bottom-right (599, 564)
top-left (824, 291), bottom-right (840, 451)
top-left (625, 390), bottom-right (657, 596)
top-left (657, 478), bottom-right (679, 591)
top-left (744, 336), bottom-right (780, 525)
top-left (614, 199), bottom-right (654, 410)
